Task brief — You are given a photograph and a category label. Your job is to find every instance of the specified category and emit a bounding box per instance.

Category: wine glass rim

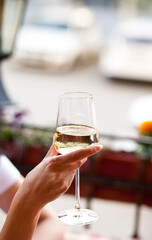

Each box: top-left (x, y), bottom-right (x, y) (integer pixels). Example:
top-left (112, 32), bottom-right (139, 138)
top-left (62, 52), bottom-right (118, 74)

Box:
top-left (59, 92), bottom-right (93, 99)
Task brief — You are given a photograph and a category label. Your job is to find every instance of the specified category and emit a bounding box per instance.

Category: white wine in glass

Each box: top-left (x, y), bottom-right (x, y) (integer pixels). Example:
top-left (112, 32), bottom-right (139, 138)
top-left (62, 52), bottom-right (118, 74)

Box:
top-left (55, 92), bottom-right (100, 226)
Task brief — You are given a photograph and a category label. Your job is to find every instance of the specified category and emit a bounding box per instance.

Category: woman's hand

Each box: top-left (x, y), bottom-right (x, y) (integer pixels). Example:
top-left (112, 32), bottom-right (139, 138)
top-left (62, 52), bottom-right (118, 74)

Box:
top-left (0, 143), bottom-right (102, 240)
top-left (18, 143), bottom-right (102, 212)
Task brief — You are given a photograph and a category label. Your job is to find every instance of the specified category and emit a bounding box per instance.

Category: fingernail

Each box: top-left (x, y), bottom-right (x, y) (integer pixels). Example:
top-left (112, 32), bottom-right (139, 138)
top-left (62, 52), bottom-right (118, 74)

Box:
top-left (89, 145), bottom-right (103, 151)
top-left (95, 145), bottom-right (103, 151)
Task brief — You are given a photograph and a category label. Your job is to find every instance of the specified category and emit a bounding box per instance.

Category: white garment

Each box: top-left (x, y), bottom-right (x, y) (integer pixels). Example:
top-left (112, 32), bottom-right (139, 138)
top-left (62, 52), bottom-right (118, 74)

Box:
top-left (0, 155), bottom-right (20, 195)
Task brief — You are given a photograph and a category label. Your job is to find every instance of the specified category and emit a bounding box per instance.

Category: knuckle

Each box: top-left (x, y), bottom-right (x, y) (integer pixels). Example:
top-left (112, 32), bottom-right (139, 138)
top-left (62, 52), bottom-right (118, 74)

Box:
top-left (50, 156), bottom-right (58, 163)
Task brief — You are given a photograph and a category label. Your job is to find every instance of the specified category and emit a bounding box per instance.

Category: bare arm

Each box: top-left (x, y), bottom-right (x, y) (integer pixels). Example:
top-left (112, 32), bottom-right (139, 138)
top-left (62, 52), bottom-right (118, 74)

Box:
top-left (0, 176), bottom-right (64, 240)
top-left (0, 144), bottom-right (102, 240)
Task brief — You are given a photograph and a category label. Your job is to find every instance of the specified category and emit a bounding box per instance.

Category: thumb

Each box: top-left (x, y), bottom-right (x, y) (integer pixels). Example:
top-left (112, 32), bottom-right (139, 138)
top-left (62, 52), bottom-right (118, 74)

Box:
top-left (45, 136), bottom-right (58, 157)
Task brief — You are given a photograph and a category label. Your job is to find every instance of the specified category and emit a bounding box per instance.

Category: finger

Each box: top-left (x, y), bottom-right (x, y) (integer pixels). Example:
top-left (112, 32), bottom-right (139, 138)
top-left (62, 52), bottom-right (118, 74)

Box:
top-left (64, 158), bottom-right (87, 172)
top-left (51, 158), bottom-right (87, 172)
top-left (57, 145), bottom-right (103, 164)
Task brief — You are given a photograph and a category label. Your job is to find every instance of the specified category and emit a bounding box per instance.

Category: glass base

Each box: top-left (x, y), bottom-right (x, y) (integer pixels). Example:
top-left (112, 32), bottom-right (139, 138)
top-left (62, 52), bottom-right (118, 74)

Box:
top-left (58, 208), bottom-right (98, 226)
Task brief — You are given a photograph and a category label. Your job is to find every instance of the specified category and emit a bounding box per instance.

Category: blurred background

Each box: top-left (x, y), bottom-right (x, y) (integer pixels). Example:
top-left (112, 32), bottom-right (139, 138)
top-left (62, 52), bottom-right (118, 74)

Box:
top-left (0, 0), bottom-right (152, 239)
top-left (1, 0), bottom-right (152, 132)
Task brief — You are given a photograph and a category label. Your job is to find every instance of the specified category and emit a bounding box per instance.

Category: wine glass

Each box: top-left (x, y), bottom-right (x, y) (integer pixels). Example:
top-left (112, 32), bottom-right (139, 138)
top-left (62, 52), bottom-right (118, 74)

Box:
top-left (55, 92), bottom-right (100, 226)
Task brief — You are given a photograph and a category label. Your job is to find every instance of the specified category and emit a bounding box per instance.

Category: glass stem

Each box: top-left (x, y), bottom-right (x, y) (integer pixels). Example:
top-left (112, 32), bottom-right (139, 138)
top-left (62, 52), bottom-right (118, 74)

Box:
top-left (75, 168), bottom-right (81, 209)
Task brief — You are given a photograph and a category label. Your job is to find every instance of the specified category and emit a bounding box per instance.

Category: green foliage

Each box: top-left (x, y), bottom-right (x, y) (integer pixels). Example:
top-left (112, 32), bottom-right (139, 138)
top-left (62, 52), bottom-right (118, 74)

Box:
top-left (0, 125), bottom-right (53, 147)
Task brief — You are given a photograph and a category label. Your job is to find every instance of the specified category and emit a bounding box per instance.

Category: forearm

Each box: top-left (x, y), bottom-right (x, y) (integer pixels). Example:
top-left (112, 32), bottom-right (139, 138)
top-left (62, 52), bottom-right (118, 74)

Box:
top-left (0, 190), bottom-right (64, 240)
top-left (0, 190), bottom-right (41, 240)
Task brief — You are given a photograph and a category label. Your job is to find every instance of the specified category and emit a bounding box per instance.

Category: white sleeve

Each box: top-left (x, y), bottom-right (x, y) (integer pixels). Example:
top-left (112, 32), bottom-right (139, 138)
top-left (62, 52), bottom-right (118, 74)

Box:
top-left (0, 155), bottom-right (20, 195)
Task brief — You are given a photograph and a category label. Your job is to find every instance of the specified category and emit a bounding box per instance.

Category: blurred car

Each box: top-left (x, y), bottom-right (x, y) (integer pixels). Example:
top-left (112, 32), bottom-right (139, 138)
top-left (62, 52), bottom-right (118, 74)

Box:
top-left (99, 17), bottom-right (152, 82)
top-left (14, 4), bottom-right (101, 71)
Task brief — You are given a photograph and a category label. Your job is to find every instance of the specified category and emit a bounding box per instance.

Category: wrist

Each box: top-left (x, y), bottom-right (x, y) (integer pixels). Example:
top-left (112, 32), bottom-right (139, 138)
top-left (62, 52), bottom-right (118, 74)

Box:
top-left (14, 181), bottom-right (44, 216)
